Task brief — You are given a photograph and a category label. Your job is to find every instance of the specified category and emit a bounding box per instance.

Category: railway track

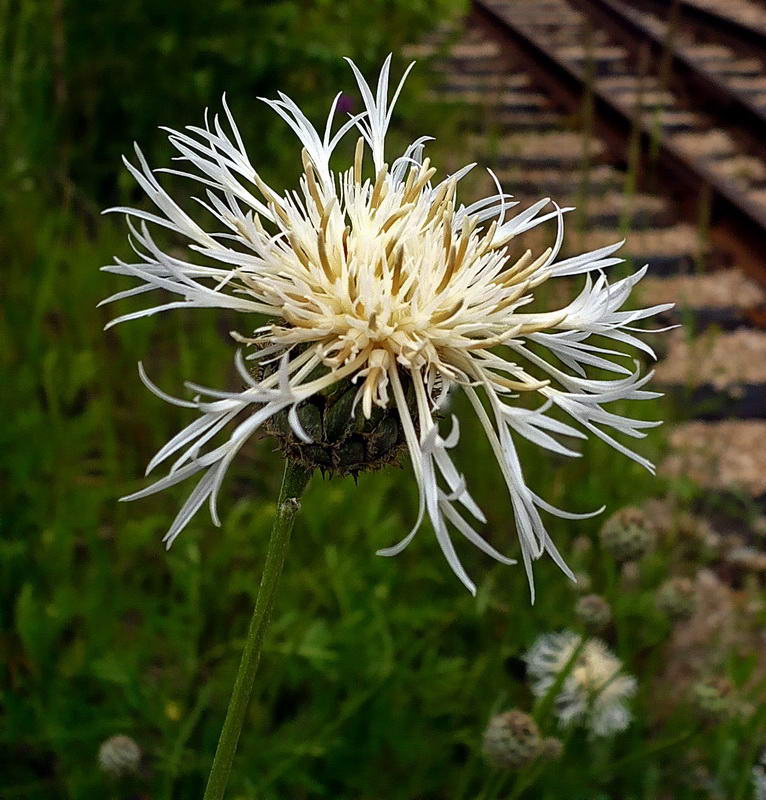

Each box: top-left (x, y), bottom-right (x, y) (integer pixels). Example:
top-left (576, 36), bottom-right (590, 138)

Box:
top-left (633, 0), bottom-right (766, 56)
top-left (407, 0), bottom-right (766, 526)
top-left (471, 0), bottom-right (766, 283)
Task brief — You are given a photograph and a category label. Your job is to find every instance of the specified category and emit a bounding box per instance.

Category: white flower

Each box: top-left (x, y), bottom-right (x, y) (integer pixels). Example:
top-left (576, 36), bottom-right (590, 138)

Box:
top-left (98, 734), bottom-right (141, 777)
top-left (102, 56), bottom-right (670, 595)
top-left (525, 631), bottom-right (637, 736)
top-left (754, 750), bottom-right (766, 800)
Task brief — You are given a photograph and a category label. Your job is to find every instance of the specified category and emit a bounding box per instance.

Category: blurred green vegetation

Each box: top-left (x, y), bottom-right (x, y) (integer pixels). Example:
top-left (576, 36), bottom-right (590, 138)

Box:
top-left (2, 1), bottom-right (766, 799)
top-left (2, 0), bottom-right (463, 204)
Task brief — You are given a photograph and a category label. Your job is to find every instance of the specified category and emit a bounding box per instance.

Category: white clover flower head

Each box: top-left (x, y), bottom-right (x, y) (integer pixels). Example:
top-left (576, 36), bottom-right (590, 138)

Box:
top-left (102, 55), bottom-right (670, 596)
top-left (525, 630), bottom-right (637, 737)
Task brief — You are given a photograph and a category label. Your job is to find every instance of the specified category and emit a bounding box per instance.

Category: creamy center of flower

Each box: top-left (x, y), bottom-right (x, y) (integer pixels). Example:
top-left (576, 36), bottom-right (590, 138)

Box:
top-left (238, 147), bottom-right (555, 418)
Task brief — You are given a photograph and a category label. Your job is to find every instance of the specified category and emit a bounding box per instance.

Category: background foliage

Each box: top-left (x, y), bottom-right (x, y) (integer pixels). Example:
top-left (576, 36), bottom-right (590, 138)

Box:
top-left (2, 1), bottom-right (765, 798)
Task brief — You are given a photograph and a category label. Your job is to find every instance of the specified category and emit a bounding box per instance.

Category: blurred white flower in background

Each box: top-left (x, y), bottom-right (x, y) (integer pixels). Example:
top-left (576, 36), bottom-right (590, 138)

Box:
top-left (98, 734), bottom-right (141, 777)
top-left (753, 750), bottom-right (766, 800)
top-left (103, 56), bottom-right (669, 594)
top-left (525, 630), bottom-right (637, 736)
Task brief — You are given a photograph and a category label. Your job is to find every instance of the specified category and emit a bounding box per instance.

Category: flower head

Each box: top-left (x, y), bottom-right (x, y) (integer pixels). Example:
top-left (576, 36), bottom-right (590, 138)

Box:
top-left (656, 576), bottom-right (696, 621)
top-left (753, 750), bottom-right (766, 800)
top-left (525, 631), bottom-right (637, 736)
top-left (600, 506), bottom-right (656, 563)
top-left (98, 734), bottom-right (141, 777)
top-left (575, 593), bottom-right (612, 632)
top-left (103, 56), bottom-right (669, 595)
top-left (482, 709), bottom-right (542, 769)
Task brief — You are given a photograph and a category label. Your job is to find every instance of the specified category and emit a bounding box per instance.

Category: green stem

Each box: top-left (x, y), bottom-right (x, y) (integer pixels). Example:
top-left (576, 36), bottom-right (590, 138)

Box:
top-left (203, 460), bottom-right (312, 800)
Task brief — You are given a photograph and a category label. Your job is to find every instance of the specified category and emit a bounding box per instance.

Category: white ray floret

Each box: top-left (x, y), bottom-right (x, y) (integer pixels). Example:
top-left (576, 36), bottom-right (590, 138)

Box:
top-left (103, 56), bottom-right (671, 595)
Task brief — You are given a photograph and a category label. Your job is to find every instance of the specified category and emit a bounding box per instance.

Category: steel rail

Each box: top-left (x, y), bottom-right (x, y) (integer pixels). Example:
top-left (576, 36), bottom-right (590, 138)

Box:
top-left (633, 0), bottom-right (766, 56)
top-left (571, 0), bottom-right (766, 142)
top-left (470, 0), bottom-right (766, 287)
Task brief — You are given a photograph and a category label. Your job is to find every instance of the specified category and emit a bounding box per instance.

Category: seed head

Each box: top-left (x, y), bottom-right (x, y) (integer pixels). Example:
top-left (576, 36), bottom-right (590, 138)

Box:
top-left (600, 506), bottom-right (656, 563)
top-left (656, 576), bottom-right (696, 621)
top-left (482, 710), bottom-right (541, 769)
top-left (576, 594), bottom-right (612, 632)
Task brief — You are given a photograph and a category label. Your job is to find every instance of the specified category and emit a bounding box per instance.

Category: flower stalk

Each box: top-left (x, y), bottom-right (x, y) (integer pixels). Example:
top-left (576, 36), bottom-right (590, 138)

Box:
top-left (203, 459), bottom-right (312, 800)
